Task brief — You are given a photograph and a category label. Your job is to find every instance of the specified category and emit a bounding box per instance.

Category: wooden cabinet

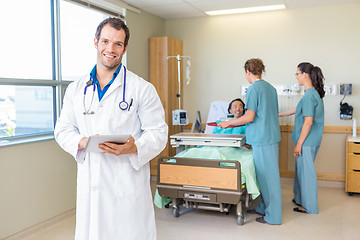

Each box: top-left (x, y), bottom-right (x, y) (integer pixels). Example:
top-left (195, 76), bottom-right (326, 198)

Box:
top-left (149, 36), bottom-right (183, 175)
top-left (345, 136), bottom-right (360, 195)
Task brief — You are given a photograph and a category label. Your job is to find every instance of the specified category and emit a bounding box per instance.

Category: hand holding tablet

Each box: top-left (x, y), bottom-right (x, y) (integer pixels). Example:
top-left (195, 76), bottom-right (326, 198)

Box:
top-left (84, 134), bottom-right (131, 153)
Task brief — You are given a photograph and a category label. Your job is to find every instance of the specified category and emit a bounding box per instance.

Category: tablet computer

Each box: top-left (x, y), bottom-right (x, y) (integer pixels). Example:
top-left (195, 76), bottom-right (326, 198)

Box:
top-left (84, 134), bottom-right (131, 153)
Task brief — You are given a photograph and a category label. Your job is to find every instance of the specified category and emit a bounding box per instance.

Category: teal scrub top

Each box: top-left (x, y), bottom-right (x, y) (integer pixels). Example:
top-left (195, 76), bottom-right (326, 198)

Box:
top-left (292, 88), bottom-right (324, 147)
top-left (213, 125), bottom-right (246, 134)
top-left (245, 80), bottom-right (281, 146)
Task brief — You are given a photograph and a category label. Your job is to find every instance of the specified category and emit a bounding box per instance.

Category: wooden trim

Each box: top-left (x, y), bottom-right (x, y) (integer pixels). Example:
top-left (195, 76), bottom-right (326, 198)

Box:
top-left (280, 124), bottom-right (359, 134)
top-left (280, 170), bottom-right (295, 178)
top-left (280, 170), bottom-right (345, 182)
top-left (185, 123), bottom-right (359, 134)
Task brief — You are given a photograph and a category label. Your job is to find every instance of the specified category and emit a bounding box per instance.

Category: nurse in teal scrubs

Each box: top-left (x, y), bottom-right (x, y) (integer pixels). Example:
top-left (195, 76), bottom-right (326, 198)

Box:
top-left (219, 58), bottom-right (281, 224)
top-left (279, 62), bottom-right (325, 214)
top-left (213, 98), bottom-right (246, 134)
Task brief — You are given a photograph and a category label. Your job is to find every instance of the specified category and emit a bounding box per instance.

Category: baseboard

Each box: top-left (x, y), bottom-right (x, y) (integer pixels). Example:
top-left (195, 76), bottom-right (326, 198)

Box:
top-left (281, 177), bottom-right (345, 188)
top-left (4, 209), bottom-right (75, 240)
top-left (280, 170), bottom-right (345, 182)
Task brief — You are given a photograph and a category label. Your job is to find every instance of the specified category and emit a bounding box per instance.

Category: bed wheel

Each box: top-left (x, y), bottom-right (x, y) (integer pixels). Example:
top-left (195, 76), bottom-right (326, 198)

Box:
top-left (237, 214), bottom-right (245, 225)
top-left (173, 206), bottom-right (180, 217)
top-left (348, 192), bottom-right (354, 196)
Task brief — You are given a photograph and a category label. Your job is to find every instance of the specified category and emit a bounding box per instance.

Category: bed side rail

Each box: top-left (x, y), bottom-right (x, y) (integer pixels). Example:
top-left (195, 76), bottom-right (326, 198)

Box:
top-left (157, 156), bottom-right (241, 192)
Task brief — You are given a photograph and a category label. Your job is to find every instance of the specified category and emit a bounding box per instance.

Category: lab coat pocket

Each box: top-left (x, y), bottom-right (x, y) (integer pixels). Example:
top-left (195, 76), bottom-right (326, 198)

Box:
top-left (77, 160), bottom-right (90, 196)
top-left (113, 160), bottom-right (139, 199)
top-left (111, 99), bottom-right (140, 134)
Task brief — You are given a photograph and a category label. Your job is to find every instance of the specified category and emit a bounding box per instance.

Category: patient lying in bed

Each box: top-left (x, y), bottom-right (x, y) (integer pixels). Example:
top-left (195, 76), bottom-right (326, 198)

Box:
top-left (154, 98), bottom-right (259, 208)
top-left (212, 98), bottom-right (246, 134)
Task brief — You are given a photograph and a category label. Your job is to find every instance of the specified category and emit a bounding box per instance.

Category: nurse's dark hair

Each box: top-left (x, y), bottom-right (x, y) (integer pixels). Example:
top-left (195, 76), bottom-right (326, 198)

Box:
top-left (298, 62), bottom-right (325, 98)
top-left (95, 17), bottom-right (130, 48)
top-left (244, 58), bottom-right (265, 77)
top-left (228, 98), bottom-right (245, 114)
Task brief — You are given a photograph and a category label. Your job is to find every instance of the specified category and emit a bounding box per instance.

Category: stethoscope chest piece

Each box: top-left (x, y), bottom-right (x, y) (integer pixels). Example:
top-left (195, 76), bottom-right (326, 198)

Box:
top-left (119, 101), bottom-right (128, 110)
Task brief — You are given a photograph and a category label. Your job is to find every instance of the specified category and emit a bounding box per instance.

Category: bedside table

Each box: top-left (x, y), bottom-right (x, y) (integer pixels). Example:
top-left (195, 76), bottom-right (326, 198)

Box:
top-left (346, 136), bottom-right (360, 196)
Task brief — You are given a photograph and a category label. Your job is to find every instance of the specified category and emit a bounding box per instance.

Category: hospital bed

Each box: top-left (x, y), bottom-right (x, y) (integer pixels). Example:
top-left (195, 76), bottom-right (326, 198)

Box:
top-left (155, 101), bottom-right (260, 225)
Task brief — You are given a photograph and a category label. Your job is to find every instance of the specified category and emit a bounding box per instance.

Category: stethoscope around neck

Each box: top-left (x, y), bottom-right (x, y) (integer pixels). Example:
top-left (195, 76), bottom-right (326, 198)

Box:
top-left (83, 66), bottom-right (129, 115)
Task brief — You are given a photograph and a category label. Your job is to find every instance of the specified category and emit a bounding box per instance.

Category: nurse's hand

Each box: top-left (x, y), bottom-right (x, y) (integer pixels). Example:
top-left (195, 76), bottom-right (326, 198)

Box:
top-left (293, 143), bottom-right (302, 157)
top-left (99, 136), bottom-right (138, 156)
top-left (218, 121), bottom-right (230, 129)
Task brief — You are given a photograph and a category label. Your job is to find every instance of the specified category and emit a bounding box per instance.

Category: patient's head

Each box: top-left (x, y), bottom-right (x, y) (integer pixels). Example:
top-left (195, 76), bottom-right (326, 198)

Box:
top-left (228, 98), bottom-right (245, 118)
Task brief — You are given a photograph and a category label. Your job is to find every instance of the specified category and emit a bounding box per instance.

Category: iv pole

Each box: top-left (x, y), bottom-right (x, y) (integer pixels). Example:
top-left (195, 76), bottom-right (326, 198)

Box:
top-left (166, 54), bottom-right (191, 110)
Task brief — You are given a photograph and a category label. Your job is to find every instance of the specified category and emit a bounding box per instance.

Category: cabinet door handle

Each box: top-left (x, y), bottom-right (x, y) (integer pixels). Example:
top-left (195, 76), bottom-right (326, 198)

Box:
top-left (353, 152), bottom-right (360, 155)
top-left (353, 170), bottom-right (360, 172)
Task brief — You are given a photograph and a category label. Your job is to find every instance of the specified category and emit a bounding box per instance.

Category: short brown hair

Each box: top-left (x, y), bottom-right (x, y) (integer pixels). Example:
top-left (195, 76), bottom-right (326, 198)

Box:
top-left (95, 17), bottom-right (130, 48)
top-left (244, 58), bottom-right (265, 77)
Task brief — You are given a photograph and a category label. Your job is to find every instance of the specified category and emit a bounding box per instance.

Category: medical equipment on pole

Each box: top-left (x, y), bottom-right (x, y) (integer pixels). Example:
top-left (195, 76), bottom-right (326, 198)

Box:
top-left (167, 55), bottom-right (191, 126)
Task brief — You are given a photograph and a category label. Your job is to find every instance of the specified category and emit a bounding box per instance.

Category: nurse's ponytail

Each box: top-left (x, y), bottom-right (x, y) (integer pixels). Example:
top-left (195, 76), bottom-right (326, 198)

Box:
top-left (298, 62), bottom-right (325, 99)
top-left (311, 66), bottom-right (325, 99)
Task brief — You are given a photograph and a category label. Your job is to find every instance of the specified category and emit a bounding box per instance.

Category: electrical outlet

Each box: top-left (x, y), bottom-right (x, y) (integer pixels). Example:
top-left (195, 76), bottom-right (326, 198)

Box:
top-left (324, 84), bottom-right (338, 95)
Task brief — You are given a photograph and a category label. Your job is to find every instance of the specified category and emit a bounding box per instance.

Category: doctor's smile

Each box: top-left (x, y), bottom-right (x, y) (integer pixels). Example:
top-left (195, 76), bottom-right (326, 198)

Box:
top-left (104, 53), bottom-right (117, 59)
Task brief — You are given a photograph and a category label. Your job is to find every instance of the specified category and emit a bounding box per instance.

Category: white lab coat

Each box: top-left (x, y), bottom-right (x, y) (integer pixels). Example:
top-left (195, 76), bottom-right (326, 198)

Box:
top-left (55, 65), bottom-right (168, 240)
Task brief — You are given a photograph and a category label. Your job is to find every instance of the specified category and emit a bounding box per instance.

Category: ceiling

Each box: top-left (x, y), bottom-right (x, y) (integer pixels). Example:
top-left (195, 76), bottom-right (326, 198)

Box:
top-left (119, 0), bottom-right (360, 19)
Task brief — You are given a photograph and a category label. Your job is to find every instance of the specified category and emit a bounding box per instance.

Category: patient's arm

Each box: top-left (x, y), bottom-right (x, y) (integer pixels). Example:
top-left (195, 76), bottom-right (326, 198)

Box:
top-left (218, 110), bottom-right (255, 128)
top-left (279, 106), bottom-right (296, 117)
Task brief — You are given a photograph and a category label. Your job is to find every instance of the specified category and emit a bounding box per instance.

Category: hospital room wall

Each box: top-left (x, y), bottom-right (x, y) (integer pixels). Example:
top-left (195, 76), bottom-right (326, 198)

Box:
top-left (126, 10), bottom-right (165, 81)
top-left (0, 140), bottom-right (76, 239)
top-left (164, 2), bottom-right (360, 179)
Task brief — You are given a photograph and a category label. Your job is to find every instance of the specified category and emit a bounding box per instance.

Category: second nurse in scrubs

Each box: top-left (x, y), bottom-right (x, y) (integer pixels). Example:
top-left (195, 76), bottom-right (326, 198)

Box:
top-left (219, 58), bottom-right (282, 224)
top-left (279, 62), bottom-right (325, 214)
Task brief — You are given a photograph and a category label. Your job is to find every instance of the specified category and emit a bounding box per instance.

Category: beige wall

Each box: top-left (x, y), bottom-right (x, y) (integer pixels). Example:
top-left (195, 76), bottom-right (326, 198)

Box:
top-left (0, 140), bottom-right (76, 239)
top-left (126, 10), bottom-right (165, 80)
top-left (165, 2), bottom-right (360, 125)
top-left (164, 2), bottom-right (360, 176)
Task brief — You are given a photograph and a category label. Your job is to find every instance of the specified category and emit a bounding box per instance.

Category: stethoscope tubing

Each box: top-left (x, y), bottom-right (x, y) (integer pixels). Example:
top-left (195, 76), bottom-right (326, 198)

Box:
top-left (83, 66), bottom-right (128, 115)
top-left (118, 66), bottom-right (128, 110)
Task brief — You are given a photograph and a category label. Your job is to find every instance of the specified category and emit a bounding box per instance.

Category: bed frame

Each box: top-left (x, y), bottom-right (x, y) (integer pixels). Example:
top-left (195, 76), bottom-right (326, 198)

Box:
top-left (157, 133), bottom-right (253, 225)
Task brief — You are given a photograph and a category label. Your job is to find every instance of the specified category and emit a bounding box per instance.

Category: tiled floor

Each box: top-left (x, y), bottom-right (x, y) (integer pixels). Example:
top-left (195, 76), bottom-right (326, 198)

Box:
top-left (6, 179), bottom-right (360, 240)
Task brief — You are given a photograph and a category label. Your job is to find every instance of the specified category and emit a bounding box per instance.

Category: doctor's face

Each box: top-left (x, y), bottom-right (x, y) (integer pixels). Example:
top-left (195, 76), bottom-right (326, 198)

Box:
top-left (94, 24), bottom-right (127, 70)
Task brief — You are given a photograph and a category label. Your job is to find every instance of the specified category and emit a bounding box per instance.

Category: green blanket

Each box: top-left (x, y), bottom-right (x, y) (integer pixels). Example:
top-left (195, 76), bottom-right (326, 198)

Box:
top-left (154, 146), bottom-right (260, 208)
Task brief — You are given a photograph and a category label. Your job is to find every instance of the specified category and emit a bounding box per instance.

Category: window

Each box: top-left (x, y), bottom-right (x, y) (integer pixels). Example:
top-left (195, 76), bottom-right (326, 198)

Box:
top-left (0, 0), bottom-right (52, 80)
top-left (0, 0), bottom-right (125, 144)
top-left (0, 86), bottom-right (54, 138)
top-left (60, 1), bottom-right (107, 80)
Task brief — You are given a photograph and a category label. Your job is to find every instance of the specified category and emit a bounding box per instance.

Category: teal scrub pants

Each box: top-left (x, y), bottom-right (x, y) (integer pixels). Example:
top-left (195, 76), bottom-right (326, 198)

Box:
top-left (253, 143), bottom-right (282, 224)
top-left (293, 146), bottom-right (319, 214)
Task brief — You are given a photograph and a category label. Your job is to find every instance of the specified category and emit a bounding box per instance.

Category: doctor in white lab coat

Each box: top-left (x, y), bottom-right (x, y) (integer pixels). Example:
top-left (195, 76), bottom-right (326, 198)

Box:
top-left (55, 17), bottom-right (168, 240)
